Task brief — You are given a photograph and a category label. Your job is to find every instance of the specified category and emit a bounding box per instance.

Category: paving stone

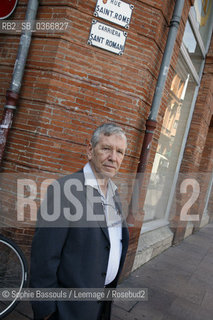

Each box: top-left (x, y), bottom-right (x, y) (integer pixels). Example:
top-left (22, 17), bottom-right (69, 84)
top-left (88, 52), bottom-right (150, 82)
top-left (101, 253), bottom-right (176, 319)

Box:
top-left (190, 265), bottom-right (213, 287)
top-left (171, 279), bottom-right (206, 305)
top-left (129, 302), bottom-right (164, 320)
top-left (113, 300), bottom-right (138, 312)
top-left (201, 289), bottom-right (213, 310)
top-left (14, 301), bottom-right (33, 317)
top-left (149, 251), bottom-right (197, 273)
top-left (162, 246), bottom-right (204, 266)
top-left (166, 297), bottom-right (206, 320)
top-left (113, 301), bottom-right (164, 320)
top-left (137, 286), bottom-right (176, 314)
top-left (3, 309), bottom-right (30, 320)
top-left (112, 304), bottom-right (141, 320)
top-left (197, 250), bottom-right (213, 265)
top-left (112, 223), bottom-right (213, 320)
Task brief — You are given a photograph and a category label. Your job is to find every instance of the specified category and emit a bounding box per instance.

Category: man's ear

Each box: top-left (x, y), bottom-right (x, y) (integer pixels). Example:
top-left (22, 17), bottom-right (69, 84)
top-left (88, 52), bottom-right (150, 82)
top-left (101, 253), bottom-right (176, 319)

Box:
top-left (87, 143), bottom-right (93, 160)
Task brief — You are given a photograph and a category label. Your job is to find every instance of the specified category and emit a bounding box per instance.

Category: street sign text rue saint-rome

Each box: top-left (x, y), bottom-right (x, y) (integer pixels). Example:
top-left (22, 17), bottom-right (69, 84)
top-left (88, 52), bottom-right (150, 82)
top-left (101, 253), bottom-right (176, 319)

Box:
top-left (94, 0), bottom-right (134, 29)
top-left (88, 20), bottom-right (127, 55)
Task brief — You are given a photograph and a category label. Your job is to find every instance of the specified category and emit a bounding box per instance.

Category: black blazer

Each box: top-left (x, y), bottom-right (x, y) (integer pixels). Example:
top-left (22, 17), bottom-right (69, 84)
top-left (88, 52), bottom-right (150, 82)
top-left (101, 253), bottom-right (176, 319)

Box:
top-left (30, 171), bottom-right (129, 320)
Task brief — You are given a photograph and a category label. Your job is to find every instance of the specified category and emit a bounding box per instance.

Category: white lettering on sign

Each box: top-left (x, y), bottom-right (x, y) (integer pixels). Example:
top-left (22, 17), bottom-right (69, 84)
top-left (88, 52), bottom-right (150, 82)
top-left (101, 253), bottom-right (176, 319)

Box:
top-left (88, 20), bottom-right (127, 55)
top-left (94, 0), bottom-right (134, 29)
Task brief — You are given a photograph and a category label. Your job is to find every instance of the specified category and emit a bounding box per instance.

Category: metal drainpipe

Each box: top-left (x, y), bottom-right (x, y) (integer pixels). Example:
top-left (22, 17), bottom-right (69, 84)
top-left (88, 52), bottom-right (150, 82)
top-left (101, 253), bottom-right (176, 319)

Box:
top-left (0, 0), bottom-right (39, 167)
top-left (128, 0), bottom-right (185, 226)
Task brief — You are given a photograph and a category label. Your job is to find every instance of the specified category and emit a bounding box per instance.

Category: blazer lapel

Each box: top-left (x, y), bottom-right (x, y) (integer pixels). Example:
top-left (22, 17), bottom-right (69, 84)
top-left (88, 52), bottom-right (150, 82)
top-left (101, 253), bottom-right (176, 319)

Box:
top-left (85, 185), bottom-right (110, 243)
top-left (114, 192), bottom-right (129, 248)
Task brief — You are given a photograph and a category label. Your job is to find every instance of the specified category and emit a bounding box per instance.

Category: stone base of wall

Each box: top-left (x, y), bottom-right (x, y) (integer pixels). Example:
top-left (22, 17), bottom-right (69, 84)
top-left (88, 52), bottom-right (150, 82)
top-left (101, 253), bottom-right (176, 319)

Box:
top-left (184, 222), bottom-right (194, 239)
top-left (183, 215), bottom-right (210, 240)
top-left (200, 213), bottom-right (210, 228)
top-left (132, 226), bottom-right (173, 272)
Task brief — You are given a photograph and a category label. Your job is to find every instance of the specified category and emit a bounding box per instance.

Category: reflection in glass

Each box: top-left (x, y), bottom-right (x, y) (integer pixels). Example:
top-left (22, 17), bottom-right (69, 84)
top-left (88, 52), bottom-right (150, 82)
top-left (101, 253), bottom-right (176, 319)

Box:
top-left (191, 0), bottom-right (213, 48)
top-left (143, 54), bottom-right (196, 224)
top-left (182, 20), bottom-right (203, 74)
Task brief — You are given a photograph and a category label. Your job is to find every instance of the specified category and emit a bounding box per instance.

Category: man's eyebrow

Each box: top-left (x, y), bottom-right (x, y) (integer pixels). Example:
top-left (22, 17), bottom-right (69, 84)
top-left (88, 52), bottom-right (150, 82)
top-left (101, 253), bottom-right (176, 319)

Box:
top-left (102, 144), bottom-right (111, 147)
top-left (101, 144), bottom-right (125, 152)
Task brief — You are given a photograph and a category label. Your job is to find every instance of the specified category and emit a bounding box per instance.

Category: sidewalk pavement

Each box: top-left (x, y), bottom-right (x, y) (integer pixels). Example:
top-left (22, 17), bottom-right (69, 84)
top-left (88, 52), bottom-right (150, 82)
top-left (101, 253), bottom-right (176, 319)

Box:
top-left (4, 223), bottom-right (213, 320)
top-left (112, 223), bottom-right (213, 320)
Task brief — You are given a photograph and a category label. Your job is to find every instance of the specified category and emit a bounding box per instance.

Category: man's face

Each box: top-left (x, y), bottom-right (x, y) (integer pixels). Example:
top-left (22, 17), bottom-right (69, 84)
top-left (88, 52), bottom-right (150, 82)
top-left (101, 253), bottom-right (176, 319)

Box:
top-left (88, 133), bottom-right (127, 179)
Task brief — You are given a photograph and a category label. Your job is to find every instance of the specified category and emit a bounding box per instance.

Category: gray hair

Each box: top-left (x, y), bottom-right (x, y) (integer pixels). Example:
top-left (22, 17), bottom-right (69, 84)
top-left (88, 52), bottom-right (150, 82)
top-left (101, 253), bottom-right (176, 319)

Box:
top-left (91, 123), bottom-right (127, 148)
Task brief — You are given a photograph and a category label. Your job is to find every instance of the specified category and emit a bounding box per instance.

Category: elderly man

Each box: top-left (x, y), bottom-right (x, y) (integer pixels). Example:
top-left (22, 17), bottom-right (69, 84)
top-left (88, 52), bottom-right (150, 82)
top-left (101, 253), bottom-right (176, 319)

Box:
top-left (30, 123), bottom-right (129, 320)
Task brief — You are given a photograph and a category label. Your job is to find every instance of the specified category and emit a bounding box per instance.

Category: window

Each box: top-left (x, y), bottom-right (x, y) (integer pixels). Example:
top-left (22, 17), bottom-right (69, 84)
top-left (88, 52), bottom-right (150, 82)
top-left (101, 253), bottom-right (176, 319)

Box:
top-left (191, 0), bottom-right (213, 49)
top-left (182, 20), bottom-right (203, 74)
top-left (143, 55), bottom-right (196, 226)
top-left (142, 2), bottom-right (213, 233)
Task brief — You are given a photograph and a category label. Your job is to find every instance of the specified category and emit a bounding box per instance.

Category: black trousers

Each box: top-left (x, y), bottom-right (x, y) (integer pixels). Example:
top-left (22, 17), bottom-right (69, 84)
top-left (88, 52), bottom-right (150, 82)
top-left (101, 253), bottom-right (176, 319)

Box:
top-left (40, 282), bottom-right (114, 320)
top-left (98, 301), bottom-right (112, 320)
top-left (39, 300), bottom-right (112, 320)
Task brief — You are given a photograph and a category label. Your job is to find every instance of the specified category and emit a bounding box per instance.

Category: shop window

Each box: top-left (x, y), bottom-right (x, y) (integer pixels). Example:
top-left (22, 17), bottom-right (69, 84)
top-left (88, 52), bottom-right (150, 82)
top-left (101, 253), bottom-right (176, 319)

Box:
top-left (142, 2), bottom-right (213, 233)
top-left (143, 55), bottom-right (196, 226)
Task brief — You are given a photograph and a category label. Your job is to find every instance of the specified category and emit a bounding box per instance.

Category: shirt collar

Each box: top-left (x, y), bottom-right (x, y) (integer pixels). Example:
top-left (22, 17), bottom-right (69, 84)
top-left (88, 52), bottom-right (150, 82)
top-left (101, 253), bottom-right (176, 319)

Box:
top-left (83, 162), bottom-right (117, 195)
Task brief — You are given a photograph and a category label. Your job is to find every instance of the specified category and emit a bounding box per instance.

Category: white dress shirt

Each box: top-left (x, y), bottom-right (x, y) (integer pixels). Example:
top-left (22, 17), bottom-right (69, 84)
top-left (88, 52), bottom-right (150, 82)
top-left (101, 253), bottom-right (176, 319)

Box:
top-left (83, 162), bottom-right (122, 285)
